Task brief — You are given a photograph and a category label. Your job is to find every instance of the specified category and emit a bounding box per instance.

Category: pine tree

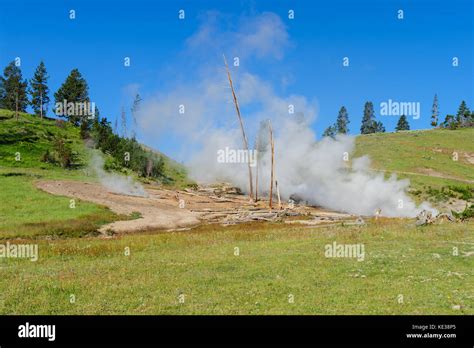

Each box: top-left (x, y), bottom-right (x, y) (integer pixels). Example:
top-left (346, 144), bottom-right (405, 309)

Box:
top-left (79, 116), bottom-right (91, 139)
top-left (322, 125), bottom-right (336, 138)
top-left (0, 61), bottom-right (28, 113)
top-left (395, 115), bottom-right (410, 131)
top-left (374, 121), bottom-right (386, 133)
top-left (94, 106), bottom-right (100, 121)
top-left (29, 61), bottom-right (50, 118)
top-left (442, 114), bottom-right (457, 129)
top-left (431, 94), bottom-right (439, 127)
top-left (360, 101), bottom-right (376, 134)
top-left (335, 106), bottom-right (349, 134)
top-left (54, 69), bottom-right (89, 125)
top-left (456, 100), bottom-right (470, 127)
top-left (91, 106), bottom-right (100, 132)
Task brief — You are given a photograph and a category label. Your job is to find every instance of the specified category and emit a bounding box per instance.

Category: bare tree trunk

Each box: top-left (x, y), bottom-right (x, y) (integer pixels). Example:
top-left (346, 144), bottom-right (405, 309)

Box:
top-left (40, 89), bottom-right (43, 119)
top-left (146, 158), bottom-right (153, 177)
top-left (121, 107), bottom-right (127, 138)
top-left (223, 54), bottom-right (253, 200)
top-left (276, 180), bottom-right (282, 210)
top-left (255, 134), bottom-right (259, 201)
top-left (255, 158), bottom-right (259, 201)
top-left (15, 92), bottom-right (19, 121)
top-left (269, 121), bottom-right (274, 210)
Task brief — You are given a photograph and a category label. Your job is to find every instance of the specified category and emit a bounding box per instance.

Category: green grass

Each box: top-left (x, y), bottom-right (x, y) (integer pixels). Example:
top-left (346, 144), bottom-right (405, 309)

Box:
top-left (0, 109), bottom-right (87, 170)
top-left (0, 219), bottom-right (472, 314)
top-left (355, 128), bottom-right (474, 189)
top-left (0, 173), bottom-right (121, 239)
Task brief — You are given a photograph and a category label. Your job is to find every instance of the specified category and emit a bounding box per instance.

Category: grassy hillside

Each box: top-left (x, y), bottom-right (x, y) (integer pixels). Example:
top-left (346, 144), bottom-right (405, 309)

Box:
top-left (0, 109), bottom-right (190, 238)
top-left (355, 128), bottom-right (474, 209)
top-left (355, 128), bottom-right (474, 187)
top-left (141, 144), bottom-right (192, 188)
top-left (0, 109), bottom-right (87, 170)
top-left (0, 109), bottom-right (192, 182)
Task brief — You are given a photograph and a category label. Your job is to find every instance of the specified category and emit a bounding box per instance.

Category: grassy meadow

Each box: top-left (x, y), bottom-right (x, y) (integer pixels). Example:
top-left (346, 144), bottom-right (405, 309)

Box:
top-left (0, 219), bottom-right (472, 314)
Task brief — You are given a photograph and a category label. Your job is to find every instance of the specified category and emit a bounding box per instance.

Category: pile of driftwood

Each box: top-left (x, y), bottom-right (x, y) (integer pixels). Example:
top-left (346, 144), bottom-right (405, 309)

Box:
top-left (416, 210), bottom-right (456, 226)
top-left (190, 183), bottom-right (242, 196)
top-left (200, 209), bottom-right (285, 224)
top-left (198, 208), bottom-right (351, 226)
top-left (182, 182), bottom-right (356, 226)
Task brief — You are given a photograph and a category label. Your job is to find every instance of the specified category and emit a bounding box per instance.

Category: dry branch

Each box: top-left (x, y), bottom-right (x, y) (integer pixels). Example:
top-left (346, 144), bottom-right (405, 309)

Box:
top-left (223, 54), bottom-right (254, 200)
top-left (269, 120), bottom-right (275, 210)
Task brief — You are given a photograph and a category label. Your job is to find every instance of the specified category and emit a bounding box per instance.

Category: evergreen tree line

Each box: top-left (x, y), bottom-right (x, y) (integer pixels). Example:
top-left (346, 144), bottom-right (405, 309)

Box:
top-left (0, 60), bottom-right (164, 179)
top-left (1, 60), bottom-right (471, 149)
top-left (323, 95), bottom-right (474, 138)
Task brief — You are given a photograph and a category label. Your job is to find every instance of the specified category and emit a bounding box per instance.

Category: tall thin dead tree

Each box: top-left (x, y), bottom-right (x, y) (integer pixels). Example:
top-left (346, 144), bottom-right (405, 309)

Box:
top-left (255, 137), bottom-right (259, 202)
top-left (131, 93), bottom-right (142, 139)
top-left (276, 180), bottom-right (282, 210)
top-left (121, 107), bottom-right (127, 138)
top-left (269, 120), bottom-right (275, 210)
top-left (146, 158), bottom-right (153, 177)
top-left (223, 54), bottom-right (253, 200)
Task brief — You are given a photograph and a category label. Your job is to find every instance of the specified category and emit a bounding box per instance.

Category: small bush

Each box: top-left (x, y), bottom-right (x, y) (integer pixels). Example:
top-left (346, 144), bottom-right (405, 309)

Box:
top-left (448, 185), bottom-right (473, 201)
top-left (54, 138), bottom-right (73, 168)
top-left (41, 149), bottom-right (54, 163)
top-left (41, 138), bottom-right (75, 168)
top-left (427, 187), bottom-right (451, 202)
top-left (452, 205), bottom-right (474, 221)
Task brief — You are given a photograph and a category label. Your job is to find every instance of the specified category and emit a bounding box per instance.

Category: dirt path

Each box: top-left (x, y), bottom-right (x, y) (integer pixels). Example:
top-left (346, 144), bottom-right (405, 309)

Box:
top-left (371, 168), bottom-right (474, 184)
top-left (36, 180), bottom-right (201, 233)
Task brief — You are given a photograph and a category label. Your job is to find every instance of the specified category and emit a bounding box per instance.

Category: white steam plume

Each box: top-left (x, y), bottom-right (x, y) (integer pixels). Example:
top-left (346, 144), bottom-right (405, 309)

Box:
top-left (89, 151), bottom-right (148, 198)
top-left (132, 11), bottom-right (436, 217)
top-left (189, 118), bottom-right (436, 217)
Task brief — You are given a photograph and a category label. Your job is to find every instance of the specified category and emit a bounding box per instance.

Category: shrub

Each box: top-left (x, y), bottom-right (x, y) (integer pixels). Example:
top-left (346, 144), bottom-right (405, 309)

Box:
top-left (452, 205), bottom-right (474, 221)
top-left (448, 185), bottom-right (473, 201)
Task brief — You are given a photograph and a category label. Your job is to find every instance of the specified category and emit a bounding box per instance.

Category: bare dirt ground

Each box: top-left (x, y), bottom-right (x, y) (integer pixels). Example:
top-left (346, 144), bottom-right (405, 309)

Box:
top-left (37, 180), bottom-right (200, 233)
top-left (36, 180), bottom-right (355, 234)
top-left (415, 168), bottom-right (474, 184)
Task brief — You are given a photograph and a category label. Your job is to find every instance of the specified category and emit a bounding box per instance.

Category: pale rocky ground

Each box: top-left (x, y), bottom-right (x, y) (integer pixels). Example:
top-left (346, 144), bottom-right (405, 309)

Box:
top-left (36, 180), bottom-right (355, 234)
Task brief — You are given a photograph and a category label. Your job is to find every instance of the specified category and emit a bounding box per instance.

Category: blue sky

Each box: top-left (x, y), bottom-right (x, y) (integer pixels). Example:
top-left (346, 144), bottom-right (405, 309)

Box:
top-left (0, 0), bottom-right (472, 160)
